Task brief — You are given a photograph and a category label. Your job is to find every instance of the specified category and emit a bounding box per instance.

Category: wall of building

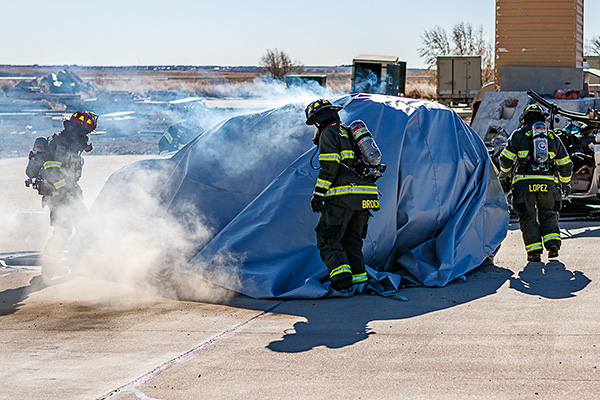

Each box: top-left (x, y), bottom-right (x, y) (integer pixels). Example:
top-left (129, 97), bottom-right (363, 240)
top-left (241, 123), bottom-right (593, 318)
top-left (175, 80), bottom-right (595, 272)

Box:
top-left (495, 0), bottom-right (584, 87)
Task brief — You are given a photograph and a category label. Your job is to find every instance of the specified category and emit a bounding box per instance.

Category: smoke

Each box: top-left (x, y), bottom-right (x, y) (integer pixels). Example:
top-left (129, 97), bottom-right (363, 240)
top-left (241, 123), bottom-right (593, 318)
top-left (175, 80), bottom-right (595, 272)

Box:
top-left (353, 69), bottom-right (381, 94)
top-left (6, 68), bottom-right (345, 302)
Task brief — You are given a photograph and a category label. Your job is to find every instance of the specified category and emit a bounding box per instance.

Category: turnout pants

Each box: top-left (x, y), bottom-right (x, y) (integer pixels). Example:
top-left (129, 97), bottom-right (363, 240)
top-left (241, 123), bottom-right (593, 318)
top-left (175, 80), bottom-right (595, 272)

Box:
top-left (315, 197), bottom-right (370, 285)
top-left (42, 196), bottom-right (92, 275)
top-left (512, 184), bottom-right (562, 255)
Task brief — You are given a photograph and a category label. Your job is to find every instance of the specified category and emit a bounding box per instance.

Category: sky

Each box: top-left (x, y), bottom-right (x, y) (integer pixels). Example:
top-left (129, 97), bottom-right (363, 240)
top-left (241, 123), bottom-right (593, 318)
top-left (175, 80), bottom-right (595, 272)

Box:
top-left (1, 0), bottom-right (599, 69)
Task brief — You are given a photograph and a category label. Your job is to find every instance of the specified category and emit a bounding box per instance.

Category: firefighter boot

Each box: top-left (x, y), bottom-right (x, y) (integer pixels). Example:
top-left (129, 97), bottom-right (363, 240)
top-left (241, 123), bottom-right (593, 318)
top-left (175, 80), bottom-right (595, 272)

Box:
top-left (527, 252), bottom-right (542, 263)
top-left (330, 272), bottom-right (353, 291)
top-left (548, 245), bottom-right (559, 258)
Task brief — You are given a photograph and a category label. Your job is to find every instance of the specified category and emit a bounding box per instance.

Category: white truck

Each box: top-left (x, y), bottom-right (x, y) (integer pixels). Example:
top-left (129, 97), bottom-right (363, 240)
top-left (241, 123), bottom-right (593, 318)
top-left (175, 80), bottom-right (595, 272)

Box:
top-left (436, 55), bottom-right (482, 106)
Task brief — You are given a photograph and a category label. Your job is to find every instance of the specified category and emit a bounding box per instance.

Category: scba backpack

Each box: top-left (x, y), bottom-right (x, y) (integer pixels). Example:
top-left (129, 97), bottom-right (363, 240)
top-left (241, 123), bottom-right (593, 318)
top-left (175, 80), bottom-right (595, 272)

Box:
top-left (25, 136), bottom-right (50, 193)
top-left (528, 121), bottom-right (550, 173)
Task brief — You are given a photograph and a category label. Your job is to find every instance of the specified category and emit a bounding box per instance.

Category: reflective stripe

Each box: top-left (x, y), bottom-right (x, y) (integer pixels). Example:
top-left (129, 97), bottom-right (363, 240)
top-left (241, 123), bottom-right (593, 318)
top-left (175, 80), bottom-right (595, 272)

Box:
top-left (549, 151), bottom-right (556, 159)
top-left (526, 242), bottom-right (543, 252)
top-left (518, 151), bottom-right (529, 158)
top-left (325, 185), bottom-right (379, 197)
top-left (330, 265), bottom-right (351, 278)
top-left (555, 156), bottom-right (571, 166)
top-left (340, 150), bottom-right (355, 160)
top-left (512, 175), bottom-right (556, 184)
top-left (500, 165), bottom-right (512, 173)
top-left (316, 178), bottom-right (332, 189)
top-left (559, 175), bottom-right (571, 184)
top-left (43, 161), bottom-right (62, 169)
top-left (53, 179), bottom-right (66, 189)
top-left (319, 153), bottom-right (341, 163)
top-left (352, 272), bottom-right (368, 283)
top-left (543, 233), bottom-right (561, 243)
top-left (501, 148), bottom-right (517, 160)
top-left (164, 132), bottom-right (174, 143)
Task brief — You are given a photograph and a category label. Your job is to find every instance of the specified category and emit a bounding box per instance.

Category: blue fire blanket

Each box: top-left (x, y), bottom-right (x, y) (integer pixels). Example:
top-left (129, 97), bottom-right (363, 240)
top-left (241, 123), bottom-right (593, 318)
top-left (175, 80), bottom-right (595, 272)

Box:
top-left (92, 93), bottom-right (508, 299)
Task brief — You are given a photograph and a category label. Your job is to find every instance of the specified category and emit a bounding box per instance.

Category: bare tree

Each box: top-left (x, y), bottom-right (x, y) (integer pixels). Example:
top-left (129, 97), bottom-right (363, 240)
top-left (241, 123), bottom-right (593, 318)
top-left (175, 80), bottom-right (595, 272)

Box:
top-left (586, 35), bottom-right (600, 57)
top-left (418, 22), bottom-right (494, 83)
top-left (417, 26), bottom-right (451, 68)
top-left (260, 49), bottom-right (303, 80)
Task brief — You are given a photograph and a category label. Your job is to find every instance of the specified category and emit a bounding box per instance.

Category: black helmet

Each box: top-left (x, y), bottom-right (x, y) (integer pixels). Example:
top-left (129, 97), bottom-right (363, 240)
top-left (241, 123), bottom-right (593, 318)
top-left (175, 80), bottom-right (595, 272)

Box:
top-left (519, 104), bottom-right (547, 125)
top-left (305, 99), bottom-right (342, 125)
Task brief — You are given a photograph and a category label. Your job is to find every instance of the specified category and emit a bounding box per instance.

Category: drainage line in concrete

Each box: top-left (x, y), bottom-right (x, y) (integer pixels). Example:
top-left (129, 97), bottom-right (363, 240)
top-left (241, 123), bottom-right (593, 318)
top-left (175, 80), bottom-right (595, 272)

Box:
top-left (97, 300), bottom-right (286, 400)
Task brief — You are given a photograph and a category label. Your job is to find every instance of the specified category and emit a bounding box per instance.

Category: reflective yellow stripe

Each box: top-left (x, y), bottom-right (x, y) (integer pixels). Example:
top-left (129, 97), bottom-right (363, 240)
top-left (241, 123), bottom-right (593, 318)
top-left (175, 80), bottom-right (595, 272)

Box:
top-left (340, 150), bottom-right (355, 160)
top-left (549, 151), bottom-right (556, 159)
top-left (500, 166), bottom-right (512, 173)
top-left (43, 161), bottom-right (62, 169)
top-left (53, 179), bottom-right (66, 189)
top-left (501, 148), bottom-right (516, 160)
top-left (164, 132), bottom-right (174, 143)
top-left (512, 175), bottom-right (556, 184)
top-left (325, 185), bottom-right (379, 197)
top-left (518, 151), bottom-right (529, 158)
top-left (555, 156), bottom-right (571, 166)
top-left (526, 242), bottom-right (543, 252)
top-left (316, 178), bottom-right (332, 189)
top-left (543, 233), bottom-right (561, 243)
top-left (559, 175), bottom-right (571, 184)
top-left (330, 265), bottom-right (351, 278)
top-left (319, 153), bottom-right (340, 163)
top-left (352, 272), bottom-right (368, 283)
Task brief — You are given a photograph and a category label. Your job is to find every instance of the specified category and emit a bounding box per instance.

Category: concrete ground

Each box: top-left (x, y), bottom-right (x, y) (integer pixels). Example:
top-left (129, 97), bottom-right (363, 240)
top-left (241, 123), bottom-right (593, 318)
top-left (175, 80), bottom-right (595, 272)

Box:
top-left (1, 156), bottom-right (599, 400)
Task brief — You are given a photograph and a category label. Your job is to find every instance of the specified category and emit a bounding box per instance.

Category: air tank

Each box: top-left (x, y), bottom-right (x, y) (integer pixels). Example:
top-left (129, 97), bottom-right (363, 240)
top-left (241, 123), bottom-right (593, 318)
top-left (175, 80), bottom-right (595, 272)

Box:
top-left (349, 120), bottom-right (382, 166)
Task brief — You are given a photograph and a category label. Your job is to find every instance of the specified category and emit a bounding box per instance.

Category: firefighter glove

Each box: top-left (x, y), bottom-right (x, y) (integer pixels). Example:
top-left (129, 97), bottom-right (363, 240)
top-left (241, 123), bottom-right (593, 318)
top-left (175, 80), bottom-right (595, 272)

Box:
top-left (561, 183), bottom-right (571, 197)
top-left (310, 193), bottom-right (324, 213)
top-left (498, 171), bottom-right (510, 182)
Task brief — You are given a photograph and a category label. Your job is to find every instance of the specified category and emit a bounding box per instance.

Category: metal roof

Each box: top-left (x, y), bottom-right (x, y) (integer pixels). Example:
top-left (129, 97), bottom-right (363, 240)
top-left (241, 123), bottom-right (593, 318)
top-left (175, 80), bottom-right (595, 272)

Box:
top-left (353, 55), bottom-right (399, 64)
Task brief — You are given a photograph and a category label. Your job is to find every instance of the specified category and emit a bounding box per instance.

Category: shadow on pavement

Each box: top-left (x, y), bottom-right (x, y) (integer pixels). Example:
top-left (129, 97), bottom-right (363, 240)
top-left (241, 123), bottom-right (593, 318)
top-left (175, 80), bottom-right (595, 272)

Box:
top-left (509, 260), bottom-right (591, 299)
top-left (267, 264), bottom-right (514, 353)
top-left (0, 274), bottom-right (47, 316)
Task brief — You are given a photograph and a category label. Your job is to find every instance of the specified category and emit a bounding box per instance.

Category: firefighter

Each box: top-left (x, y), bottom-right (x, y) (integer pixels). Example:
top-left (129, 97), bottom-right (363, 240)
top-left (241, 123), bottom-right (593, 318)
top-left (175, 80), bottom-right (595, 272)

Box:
top-left (499, 104), bottom-right (573, 262)
top-left (305, 99), bottom-right (380, 291)
top-left (158, 120), bottom-right (201, 154)
top-left (39, 111), bottom-right (98, 281)
top-left (158, 104), bottom-right (205, 154)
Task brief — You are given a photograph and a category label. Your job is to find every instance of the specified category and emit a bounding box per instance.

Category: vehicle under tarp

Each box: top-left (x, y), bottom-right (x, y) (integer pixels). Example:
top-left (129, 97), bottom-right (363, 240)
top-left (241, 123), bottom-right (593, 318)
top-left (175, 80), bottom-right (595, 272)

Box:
top-left (91, 93), bottom-right (509, 299)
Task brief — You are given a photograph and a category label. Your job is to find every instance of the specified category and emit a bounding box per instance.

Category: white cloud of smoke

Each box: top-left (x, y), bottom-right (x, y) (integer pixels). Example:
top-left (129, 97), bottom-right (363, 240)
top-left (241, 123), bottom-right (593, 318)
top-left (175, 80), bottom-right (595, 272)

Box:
top-left (32, 74), bottom-right (341, 303)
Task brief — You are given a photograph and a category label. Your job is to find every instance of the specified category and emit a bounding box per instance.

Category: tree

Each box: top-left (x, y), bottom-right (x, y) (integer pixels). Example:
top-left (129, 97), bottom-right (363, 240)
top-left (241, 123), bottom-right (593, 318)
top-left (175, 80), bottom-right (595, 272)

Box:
top-left (418, 22), bottom-right (494, 83)
top-left (260, 48), bottom-right (303, 80)
top-left (586, 35), bottom-right (600, 57)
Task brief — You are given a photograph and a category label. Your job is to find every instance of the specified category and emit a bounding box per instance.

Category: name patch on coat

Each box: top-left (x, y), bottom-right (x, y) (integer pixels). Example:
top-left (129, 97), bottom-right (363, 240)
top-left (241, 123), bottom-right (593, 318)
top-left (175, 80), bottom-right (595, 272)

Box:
top-left (528, 184), bottom-right (548, 192)
top-left (362, 199), bottom-right (380, 209)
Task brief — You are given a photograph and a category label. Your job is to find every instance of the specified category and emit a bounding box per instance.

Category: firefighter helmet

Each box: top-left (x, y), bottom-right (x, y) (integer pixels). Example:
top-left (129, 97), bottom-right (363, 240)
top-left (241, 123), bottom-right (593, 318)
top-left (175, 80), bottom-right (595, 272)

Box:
top-left (69, 111), bottom-right (98, 132)
top-left (305, 99), bottom-right (342, 125)
top-left (519, 104), bottom-right (546, 125)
